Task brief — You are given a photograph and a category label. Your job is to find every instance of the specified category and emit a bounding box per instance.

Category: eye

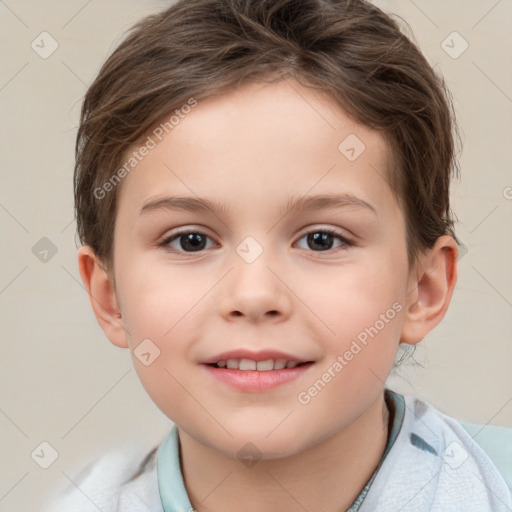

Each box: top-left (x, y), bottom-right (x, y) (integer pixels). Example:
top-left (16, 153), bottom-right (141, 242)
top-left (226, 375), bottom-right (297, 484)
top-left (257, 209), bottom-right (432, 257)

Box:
top-left (295, 228), bottom-right (352, 252)
top-left (159, 230), bottom-right (217, 254)
top-left (158, 227), bottom-right (353, 255)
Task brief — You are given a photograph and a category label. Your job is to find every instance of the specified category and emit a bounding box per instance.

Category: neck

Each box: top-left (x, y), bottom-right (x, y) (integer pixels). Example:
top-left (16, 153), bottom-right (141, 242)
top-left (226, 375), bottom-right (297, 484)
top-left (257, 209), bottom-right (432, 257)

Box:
top-left (178, 391), bottom-right (390, 512)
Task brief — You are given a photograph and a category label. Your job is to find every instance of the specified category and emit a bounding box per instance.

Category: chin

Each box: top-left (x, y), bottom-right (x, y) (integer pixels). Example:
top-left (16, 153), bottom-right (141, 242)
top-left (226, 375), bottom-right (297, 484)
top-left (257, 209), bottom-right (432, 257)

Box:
top-left (228, 426), bottom-right (310, 461)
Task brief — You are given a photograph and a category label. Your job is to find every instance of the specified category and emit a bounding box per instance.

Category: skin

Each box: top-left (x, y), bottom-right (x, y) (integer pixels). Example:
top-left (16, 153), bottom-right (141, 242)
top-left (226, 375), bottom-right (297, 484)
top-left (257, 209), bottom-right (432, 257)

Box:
top-left (78, 79), bottom-right (458, 512)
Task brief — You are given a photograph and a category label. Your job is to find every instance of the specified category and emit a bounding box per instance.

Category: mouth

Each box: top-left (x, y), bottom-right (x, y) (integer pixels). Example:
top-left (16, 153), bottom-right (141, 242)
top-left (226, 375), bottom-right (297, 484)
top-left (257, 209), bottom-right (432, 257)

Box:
top-left (201, 359), bottom-right (316, 392)
top-left (205, 359), bottom-right (315, 371)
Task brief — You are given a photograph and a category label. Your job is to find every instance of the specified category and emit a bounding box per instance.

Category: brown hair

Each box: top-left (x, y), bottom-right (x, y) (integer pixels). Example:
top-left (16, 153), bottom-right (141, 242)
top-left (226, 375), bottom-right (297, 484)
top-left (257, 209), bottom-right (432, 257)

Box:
top-left (74, 0), bottom-right (461, 274)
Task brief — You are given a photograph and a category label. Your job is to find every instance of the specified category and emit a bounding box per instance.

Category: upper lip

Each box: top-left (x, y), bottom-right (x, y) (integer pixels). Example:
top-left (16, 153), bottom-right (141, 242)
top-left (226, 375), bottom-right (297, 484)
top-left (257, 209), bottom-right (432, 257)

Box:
top-left (201, 349), bottom-right (314, 365)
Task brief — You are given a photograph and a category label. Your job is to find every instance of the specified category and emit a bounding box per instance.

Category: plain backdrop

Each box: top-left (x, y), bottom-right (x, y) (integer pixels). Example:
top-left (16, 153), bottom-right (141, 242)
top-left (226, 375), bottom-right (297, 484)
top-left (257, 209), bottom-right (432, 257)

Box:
top-left (0, 1), bottom-right (511, 510)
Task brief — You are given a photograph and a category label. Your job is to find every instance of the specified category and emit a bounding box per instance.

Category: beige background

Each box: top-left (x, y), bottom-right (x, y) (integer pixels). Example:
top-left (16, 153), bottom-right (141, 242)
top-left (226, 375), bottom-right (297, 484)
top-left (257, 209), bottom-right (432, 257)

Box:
top-left (0, 1), bottom-right (511, 510)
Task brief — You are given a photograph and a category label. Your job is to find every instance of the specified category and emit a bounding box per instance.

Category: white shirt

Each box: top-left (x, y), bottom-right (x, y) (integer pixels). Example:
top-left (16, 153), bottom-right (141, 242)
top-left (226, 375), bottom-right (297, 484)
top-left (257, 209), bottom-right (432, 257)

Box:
top-left (42, 389), bottom-right (512, 511)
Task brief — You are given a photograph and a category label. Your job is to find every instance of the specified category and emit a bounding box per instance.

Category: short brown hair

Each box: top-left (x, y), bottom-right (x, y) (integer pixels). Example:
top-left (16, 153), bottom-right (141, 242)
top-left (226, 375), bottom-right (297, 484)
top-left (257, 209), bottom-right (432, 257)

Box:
top-left (74, 0), bottom-right (461, 273)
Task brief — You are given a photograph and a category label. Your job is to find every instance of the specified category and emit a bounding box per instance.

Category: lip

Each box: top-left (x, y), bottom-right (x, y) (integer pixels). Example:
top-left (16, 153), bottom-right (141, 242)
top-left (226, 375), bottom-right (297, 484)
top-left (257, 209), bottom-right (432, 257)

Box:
top-left (201, 361), bottom-right (315, 393)
top-left (201, 348), bottom-right (312, 365)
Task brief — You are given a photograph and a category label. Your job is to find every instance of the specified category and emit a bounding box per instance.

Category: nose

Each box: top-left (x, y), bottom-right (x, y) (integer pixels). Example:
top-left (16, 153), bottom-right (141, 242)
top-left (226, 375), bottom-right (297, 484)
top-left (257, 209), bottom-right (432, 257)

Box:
top-left (218, 251), bottom-right (292, 324)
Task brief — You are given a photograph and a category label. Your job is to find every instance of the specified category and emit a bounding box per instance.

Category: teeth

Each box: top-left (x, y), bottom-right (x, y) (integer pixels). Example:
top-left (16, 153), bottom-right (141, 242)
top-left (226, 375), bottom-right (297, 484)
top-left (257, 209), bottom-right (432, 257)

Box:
top-left (239, 359), bottom-right (257, 370)
top-left (215, 358), bottom-right (306, 370)
top-left (256, 359), bottom-right (274, 371)
top-left (274, 358), bottom-right (287, 370)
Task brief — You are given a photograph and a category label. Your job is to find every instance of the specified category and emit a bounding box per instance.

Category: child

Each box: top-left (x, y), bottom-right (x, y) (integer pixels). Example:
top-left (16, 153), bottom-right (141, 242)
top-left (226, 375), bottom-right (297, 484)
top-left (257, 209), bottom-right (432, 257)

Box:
top-left (46, 0), bottom-right (512, 510)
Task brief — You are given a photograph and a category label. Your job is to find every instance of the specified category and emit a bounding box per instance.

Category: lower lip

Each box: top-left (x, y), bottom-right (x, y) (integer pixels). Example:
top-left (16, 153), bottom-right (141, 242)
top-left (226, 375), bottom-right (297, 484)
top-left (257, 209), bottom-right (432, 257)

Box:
top-left (201, 363), bottom-right (315, 393)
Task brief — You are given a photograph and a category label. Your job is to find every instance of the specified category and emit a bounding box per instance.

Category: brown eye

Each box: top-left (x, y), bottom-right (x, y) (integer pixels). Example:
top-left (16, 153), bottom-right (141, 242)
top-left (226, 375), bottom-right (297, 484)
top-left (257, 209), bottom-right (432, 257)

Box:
top-left (160, 231), bottom-right (216, 253)
top-left (295, 229), bottom-right (352, 252)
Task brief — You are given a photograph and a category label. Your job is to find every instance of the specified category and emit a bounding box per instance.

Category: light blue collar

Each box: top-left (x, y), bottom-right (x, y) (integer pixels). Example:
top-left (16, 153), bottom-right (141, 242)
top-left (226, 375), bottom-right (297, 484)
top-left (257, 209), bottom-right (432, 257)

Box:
top-left (157, 424), bottom-right (194, 512)
top-left (157, 390), bottom-right (405, 511)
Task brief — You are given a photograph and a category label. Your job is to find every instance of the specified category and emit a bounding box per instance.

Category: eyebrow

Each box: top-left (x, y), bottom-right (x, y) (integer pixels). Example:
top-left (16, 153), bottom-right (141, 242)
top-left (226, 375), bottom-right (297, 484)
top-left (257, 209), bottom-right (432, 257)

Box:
top-left (139, 193), bottom-right (377, 217)
top-left (282, 193), bottom-right (377, 217)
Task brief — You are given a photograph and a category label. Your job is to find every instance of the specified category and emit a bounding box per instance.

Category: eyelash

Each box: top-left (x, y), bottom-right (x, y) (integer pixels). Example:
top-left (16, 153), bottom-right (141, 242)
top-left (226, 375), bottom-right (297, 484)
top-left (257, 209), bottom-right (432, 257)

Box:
top-left (158, 228), bottom-right (354, 256)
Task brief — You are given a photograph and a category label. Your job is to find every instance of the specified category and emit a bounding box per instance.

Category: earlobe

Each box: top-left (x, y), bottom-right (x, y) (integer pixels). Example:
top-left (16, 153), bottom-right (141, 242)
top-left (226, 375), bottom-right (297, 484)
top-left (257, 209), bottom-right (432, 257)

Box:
top-left (77, 245), bottom-right (129, 349)
top-left (400, 236), bottom-right (458, 345)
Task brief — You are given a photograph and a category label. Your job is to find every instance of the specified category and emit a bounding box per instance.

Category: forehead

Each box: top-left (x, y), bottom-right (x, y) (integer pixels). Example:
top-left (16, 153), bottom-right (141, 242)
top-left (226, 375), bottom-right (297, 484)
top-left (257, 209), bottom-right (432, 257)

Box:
top-left (116, 79), bottom-right (397, 223)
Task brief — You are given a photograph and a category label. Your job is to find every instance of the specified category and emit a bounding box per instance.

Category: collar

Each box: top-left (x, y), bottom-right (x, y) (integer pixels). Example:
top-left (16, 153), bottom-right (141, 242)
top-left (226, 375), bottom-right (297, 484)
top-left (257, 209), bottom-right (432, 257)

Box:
top-left (157, 389), bottom-right (405, 512)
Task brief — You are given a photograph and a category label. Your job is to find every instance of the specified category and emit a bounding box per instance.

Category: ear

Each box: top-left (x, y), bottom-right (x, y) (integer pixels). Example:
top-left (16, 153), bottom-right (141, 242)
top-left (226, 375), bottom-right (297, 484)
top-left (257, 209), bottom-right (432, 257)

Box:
top-left (77, 245), bottom-right (129, 348)
top-left (400, 235), bottom-right (458, 345)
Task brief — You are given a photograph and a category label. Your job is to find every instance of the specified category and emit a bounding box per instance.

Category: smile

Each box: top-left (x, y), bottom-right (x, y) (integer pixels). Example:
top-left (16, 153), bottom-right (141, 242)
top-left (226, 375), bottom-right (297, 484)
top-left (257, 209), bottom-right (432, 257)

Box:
top-left (208, 358), bottom-right (311, 371)
top-left (202, 361), bottom-right (315, 392)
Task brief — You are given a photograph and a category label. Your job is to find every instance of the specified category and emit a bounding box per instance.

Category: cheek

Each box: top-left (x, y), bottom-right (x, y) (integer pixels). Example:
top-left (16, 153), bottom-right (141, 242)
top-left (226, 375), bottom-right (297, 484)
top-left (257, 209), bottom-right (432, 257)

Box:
top-left (297, 248), bottom-right (408, 384)
top-left (129, 357), bottom-right (194, 425)
top-left (116, 256), bottom-right (199, 340)
top-left (117, 264), bottom-right (202, 421)
top-left (303, 257), bottom-right (406, 334)
top-left (296, 268), bottom-right (405, 422)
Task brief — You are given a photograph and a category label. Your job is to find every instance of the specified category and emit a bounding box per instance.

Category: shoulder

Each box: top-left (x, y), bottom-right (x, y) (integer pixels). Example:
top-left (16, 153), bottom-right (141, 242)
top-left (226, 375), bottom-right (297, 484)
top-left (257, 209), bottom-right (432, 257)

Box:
top-left (360, 392), bottom-right (512, 512)
top-left (403, 394), bottom-right (512, 486)
top-left (457, 418), bottom-right (512, 491)
top-left (42, 443), bottom-right (163, 512)
top-left (403, 394), bottom-right (512, 509)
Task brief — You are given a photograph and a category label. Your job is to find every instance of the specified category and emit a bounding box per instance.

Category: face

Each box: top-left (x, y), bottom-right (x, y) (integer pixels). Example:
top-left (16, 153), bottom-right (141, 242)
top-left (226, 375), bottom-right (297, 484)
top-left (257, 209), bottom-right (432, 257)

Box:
top-left (110, 79), bottom-right (413, 459)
